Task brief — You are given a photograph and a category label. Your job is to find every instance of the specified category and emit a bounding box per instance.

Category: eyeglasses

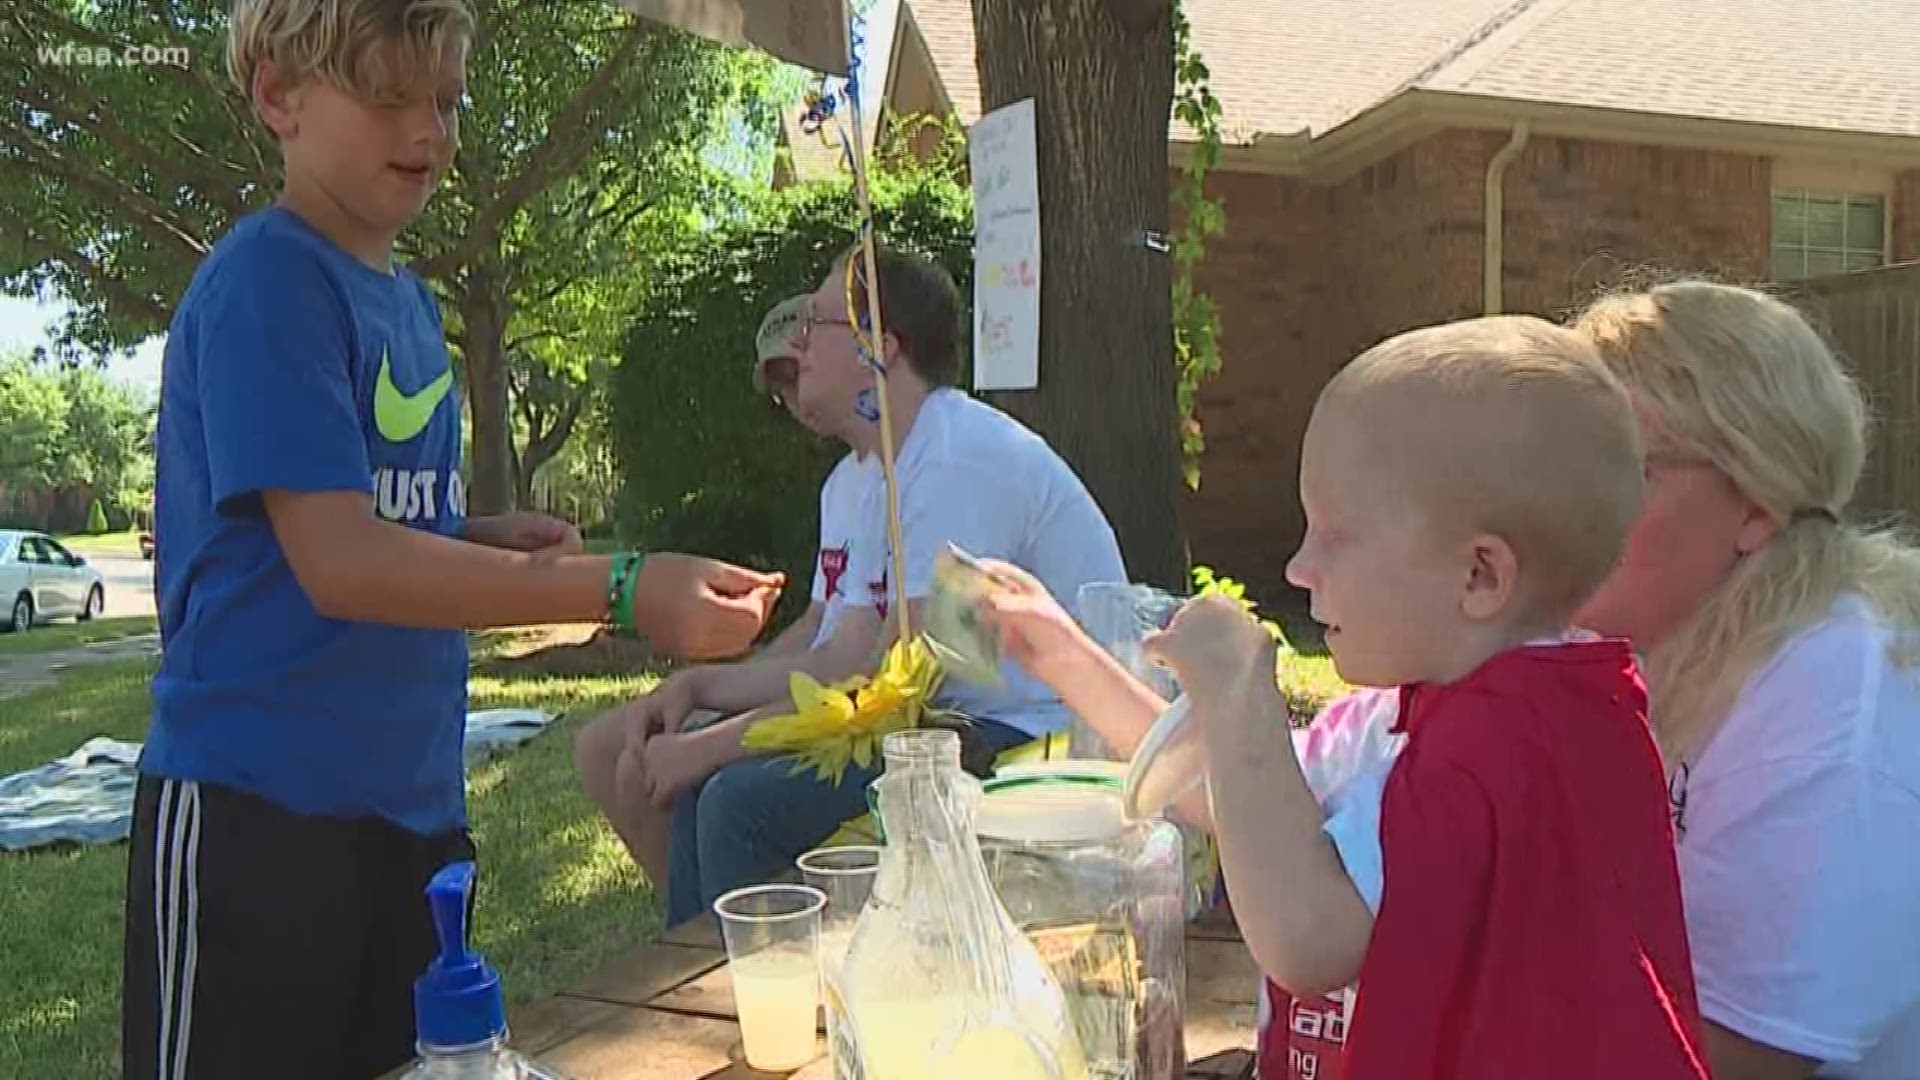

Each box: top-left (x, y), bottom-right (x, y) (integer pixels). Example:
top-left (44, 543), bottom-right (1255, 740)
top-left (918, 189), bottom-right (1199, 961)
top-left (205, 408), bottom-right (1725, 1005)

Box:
top-left (793, 310), bottom-right (856, 353)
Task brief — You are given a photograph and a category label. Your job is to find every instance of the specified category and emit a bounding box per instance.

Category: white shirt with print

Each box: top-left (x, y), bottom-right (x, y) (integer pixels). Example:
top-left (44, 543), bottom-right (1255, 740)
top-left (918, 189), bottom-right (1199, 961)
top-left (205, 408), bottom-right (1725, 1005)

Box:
top-left (1670, 595), bottom-right (1920, 1078)
top-left (833, 388), bottom-right (1127, 738)
top-left (810, 449), bottom-right (883, 648)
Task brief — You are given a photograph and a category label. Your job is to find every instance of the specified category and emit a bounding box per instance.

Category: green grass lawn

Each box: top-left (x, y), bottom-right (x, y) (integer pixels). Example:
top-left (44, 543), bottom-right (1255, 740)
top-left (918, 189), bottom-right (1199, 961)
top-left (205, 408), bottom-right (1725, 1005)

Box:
top-left (0, 616), bottom-right (158, 658)
top-left (56, 531), bottom-right (144, 558)
top-left (0, 639), bottom-right (1345, 1077)
top-left (1280, 647), bottom-right (1349, 720)
top-left (0, 656), bottom-right (657, 1078)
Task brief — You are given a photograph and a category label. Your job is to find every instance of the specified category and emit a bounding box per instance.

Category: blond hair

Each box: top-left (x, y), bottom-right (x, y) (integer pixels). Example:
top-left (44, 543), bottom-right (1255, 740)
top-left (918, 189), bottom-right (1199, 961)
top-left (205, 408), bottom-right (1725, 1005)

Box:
top-left (227, 0), bottom-right (473, 106)
top-left (1575, 281), bottom-right (1920, 763)
top-left (1325, 315), bottom-right (1644, 626)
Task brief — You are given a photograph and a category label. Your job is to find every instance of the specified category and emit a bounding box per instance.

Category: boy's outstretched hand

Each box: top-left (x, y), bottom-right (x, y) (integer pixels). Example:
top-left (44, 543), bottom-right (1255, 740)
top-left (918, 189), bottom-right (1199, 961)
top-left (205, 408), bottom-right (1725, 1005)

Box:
top-left (1144, 594), bottom-right (1277, 701)
top-left (635, 554), bottom-right (784, 660)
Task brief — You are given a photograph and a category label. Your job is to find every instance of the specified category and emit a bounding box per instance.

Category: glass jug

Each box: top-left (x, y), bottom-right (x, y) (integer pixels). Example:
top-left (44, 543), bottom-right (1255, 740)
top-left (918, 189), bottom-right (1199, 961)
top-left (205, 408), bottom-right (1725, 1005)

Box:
top-left (833, 729), bottom-right (1088, 1080)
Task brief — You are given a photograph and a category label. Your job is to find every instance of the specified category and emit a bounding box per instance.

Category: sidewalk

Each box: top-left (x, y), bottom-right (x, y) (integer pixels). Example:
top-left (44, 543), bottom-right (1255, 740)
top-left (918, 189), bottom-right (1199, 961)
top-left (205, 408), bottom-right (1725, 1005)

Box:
top-left (0, 634), bottom-right (161, 700)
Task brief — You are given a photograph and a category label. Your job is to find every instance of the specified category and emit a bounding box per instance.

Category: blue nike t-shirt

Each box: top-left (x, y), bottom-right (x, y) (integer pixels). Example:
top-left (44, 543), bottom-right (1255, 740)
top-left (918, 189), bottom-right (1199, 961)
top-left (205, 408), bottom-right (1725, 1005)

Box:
top-left (147, 207), bottom-right (469, 837)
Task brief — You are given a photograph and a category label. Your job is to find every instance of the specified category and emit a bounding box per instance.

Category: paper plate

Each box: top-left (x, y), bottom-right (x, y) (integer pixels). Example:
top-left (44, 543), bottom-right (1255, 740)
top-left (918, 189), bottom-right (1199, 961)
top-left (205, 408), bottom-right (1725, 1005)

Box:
top-left (1123, 695), bottom-right (1203, 821)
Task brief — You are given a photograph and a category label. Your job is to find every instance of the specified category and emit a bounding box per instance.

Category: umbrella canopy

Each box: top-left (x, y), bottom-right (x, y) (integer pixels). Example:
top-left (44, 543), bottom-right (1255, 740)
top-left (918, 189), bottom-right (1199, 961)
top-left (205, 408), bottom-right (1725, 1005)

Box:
top-left (614, 0), bottom-right (850, 75)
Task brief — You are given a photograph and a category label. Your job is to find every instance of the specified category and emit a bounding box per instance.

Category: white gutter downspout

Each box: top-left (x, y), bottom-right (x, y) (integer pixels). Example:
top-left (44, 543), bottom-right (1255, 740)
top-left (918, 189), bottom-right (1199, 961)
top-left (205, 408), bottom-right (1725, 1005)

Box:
top-left (1483, 121), bottom-right (1531, 315)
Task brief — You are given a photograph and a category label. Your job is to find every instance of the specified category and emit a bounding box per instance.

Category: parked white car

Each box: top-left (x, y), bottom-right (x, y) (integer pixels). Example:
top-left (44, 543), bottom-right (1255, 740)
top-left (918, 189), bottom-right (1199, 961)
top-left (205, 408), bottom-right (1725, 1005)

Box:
top-left (0, 530), bottom-right (107, 631)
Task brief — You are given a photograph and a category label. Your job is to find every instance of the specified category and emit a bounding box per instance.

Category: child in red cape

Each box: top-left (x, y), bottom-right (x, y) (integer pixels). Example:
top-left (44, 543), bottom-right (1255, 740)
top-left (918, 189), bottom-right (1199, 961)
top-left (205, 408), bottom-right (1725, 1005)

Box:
top-left (990, 316), bottom-right (1710, 1079)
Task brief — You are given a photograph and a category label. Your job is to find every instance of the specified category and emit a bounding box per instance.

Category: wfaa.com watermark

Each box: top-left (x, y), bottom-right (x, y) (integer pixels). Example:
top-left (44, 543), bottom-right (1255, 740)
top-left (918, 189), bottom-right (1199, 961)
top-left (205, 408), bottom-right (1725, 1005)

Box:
top-left (37, 41), bottom-right (192, 69)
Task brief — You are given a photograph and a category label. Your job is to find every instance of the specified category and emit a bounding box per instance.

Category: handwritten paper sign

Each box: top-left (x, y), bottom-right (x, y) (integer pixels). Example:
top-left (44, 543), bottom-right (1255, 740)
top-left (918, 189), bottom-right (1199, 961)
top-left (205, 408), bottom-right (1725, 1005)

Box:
top-left (969, 98), bottom-right (1041, 391)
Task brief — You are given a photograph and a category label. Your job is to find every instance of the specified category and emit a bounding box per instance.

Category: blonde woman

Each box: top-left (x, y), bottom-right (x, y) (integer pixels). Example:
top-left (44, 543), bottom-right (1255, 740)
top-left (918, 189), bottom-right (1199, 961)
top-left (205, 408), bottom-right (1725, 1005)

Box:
top-left (1571, 281), bottom-right (1920, 1080)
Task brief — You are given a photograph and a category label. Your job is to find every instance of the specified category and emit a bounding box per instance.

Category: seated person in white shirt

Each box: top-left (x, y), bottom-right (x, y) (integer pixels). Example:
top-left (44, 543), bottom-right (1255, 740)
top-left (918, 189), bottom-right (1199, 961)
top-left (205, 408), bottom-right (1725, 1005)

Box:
top-left (576, 249), bottom-right (1126, 925)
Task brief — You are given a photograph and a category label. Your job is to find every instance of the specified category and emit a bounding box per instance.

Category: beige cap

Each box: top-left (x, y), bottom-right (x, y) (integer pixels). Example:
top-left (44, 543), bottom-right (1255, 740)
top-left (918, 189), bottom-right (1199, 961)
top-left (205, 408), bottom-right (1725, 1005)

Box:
top-left (752, 294), bottom-right (810, 388)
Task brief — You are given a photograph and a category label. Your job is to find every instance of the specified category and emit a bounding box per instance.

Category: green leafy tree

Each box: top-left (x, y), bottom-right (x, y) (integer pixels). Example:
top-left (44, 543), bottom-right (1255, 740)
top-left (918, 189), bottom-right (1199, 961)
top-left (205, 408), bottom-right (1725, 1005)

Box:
top-left (0, 356), bottom-right (70, 489)
top-left (0, 354), bottom-right (153, 525)
top-left (1, 0), bottom-right (772, 514)
top-left (58, 365), bottom-right (155, 516)
top-left (527, 388), bottom-right (621, 532)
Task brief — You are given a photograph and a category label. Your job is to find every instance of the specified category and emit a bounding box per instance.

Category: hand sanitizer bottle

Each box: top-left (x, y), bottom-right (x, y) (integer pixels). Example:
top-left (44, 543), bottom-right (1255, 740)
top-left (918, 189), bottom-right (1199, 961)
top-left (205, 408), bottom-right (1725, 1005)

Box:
top-left (399, 861), bottom-right (570, 1079)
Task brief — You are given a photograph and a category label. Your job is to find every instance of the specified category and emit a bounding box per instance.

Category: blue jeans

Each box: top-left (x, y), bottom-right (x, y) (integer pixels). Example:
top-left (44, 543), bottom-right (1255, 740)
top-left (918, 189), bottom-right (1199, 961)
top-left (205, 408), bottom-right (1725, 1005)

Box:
top-left (665, 720), bottom-right (1032, 926)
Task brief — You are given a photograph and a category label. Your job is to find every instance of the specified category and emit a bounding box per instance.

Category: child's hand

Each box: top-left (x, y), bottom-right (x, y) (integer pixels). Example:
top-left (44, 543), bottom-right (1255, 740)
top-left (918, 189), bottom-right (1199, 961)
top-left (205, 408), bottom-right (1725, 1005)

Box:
top-left (619, 673), bottom-right (700, 758)
top-left (1145, 594), bottom-right (1278, 701)
top-left (643, 729), bottom-right (722, 809)
top-left (635, 554), bottom-right (784, 659)
top-left (976, 560), bottom-right (1100, 688)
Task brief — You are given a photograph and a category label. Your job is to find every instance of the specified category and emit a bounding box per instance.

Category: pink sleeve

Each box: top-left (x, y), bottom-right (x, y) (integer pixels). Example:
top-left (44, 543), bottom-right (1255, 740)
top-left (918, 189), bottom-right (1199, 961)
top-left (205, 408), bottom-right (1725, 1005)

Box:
top-left (1294, 688), bottom-right (1404, 801)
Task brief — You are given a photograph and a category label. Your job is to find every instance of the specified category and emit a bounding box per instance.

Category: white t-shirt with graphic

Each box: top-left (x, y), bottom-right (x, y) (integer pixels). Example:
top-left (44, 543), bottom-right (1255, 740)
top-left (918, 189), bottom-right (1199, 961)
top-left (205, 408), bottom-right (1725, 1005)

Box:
top-left (810, 449), bottom-right (882, 648)
top-left (825, 388), bottom-right (1127, 738)
top-left (1669, 595), bottom-right (1920, 1079)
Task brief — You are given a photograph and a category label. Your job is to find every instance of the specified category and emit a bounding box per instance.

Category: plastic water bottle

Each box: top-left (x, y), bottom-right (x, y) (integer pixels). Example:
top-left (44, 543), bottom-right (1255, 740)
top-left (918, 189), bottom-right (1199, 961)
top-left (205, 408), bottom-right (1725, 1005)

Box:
top-left (399, 861), bottom-right (570, 1080)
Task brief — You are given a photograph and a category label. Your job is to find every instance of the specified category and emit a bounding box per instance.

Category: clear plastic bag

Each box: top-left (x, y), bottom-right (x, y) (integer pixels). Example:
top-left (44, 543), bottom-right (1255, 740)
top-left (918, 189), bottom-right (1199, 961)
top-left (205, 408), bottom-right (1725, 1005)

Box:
top-left (1072, 583), bottom-right (1185, 760)
top-left (834, 729), bottom-right (1088, 1080)
top-left (1073, 582), bottom-right (1218, 921)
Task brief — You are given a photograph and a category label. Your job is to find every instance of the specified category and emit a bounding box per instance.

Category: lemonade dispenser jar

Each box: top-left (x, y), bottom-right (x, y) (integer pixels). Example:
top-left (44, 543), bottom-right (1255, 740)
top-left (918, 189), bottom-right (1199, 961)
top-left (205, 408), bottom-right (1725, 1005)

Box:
top-left (977, 766), bottom-right (1188, 1080)
top-left (832, 728), bottom-right (1088, 1080)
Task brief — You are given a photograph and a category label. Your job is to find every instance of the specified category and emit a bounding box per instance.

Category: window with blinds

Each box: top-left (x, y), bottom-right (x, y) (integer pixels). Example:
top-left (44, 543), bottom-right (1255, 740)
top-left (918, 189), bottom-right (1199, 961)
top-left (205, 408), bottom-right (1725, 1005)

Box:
top-left (1771, 189), bottom-right (1887, 281)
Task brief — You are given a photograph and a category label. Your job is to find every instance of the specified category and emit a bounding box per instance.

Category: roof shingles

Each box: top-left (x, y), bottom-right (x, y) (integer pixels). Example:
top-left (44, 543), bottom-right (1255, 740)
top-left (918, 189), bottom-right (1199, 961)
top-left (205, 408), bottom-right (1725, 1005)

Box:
top-left (903, 0), bottom-right (1920, 144)
top-left (1435, 0), bottom-right (1920, 138)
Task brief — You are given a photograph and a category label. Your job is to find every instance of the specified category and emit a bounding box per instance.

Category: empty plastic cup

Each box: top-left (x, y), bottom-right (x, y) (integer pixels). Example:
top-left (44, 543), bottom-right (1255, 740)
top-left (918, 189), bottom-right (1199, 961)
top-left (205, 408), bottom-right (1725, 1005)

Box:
top-left (797, 845), bottom-right (882, 971)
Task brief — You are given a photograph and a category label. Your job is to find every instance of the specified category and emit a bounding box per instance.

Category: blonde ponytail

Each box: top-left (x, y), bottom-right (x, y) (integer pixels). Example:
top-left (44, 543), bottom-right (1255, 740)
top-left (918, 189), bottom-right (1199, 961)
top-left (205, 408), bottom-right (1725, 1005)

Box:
top-left (1575, 281), bottom-right (1920, 763)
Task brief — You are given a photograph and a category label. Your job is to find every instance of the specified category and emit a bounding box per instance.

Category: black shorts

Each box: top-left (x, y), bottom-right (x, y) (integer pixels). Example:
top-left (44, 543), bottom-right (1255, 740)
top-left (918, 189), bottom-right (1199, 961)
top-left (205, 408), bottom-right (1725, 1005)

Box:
top-left (121, 774), bottom-right (474, 1080)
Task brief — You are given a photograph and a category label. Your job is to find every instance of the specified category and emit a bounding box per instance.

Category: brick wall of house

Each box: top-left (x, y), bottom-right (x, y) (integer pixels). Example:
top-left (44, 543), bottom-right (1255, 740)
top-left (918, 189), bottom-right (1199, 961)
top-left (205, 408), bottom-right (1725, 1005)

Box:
top-left (1328, 129), bottom-right (1499, 358)
top-left (1184, 129), bottom-right (1774, 598)
top-left (1179, 170), bottom-right (1331, 590)
top-left (1893, 169), bottom-right (1920, 264)
top-left (1502, 136), bottom-right (1773, 316)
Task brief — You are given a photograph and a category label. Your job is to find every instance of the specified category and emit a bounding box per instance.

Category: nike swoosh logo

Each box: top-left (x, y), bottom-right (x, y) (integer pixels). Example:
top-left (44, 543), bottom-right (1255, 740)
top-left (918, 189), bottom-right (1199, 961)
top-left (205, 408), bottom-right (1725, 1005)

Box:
top-left (373, 346), bottom-right (453, 443)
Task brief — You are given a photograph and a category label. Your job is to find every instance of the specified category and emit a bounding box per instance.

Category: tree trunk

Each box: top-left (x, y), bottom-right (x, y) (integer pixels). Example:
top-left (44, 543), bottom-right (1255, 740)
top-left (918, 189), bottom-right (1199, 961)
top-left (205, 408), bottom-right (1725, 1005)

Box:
top-left (971, 0), bottom-right (1186, 593)
top-left (458, 265), bottom-right (515, 516)
top-left (512, 388), bottom-right (588, 514)
top-left (511, 434), bottom-right (532, 511)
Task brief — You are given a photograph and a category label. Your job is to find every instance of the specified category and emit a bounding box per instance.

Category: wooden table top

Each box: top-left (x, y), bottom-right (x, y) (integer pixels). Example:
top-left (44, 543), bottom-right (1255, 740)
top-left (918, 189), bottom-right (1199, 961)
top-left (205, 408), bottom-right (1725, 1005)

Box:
top-left (505, 905), bottom-right (1259, 1079)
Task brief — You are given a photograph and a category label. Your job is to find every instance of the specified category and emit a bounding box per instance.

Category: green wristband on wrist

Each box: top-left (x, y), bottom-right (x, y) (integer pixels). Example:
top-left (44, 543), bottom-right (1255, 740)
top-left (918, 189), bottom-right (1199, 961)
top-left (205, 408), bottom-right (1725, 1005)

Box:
top-left (606, 553), bottom-right (645, 634)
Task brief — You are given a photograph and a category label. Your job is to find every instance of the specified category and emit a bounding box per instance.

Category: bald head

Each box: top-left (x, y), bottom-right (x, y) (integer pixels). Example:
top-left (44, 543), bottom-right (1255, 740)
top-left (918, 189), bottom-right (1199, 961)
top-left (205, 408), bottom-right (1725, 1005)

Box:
top-left (1315, 316), bottom-right (1644, 622)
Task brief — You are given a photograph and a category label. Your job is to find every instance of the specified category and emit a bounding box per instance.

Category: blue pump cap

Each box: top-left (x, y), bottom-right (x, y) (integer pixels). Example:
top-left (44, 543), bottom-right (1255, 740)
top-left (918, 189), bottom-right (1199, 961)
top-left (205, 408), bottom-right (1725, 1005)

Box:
top-left (413, 861), bottom-right (506, 1050)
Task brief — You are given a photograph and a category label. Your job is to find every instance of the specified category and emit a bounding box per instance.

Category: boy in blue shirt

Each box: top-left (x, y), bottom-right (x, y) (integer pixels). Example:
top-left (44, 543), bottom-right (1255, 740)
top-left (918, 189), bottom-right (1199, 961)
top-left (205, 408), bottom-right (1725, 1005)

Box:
top-left (122, 2), bottom-right (781, 1076)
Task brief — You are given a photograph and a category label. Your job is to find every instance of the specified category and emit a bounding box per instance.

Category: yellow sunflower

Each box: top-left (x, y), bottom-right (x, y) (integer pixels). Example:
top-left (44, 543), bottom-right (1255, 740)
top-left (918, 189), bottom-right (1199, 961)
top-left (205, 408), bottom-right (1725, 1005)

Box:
top-left (741, 635), bottom-right (948, 784)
